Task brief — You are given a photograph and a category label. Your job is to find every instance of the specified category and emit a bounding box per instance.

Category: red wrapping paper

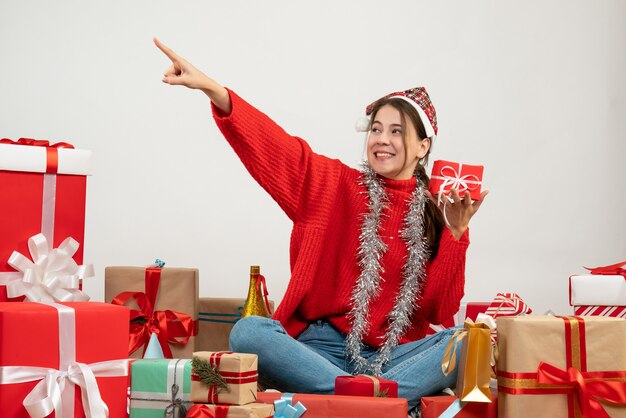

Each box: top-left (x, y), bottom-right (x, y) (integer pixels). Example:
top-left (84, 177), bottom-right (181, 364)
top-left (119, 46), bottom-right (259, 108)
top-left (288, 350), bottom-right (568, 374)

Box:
top-left (464, 302), bottom-right (491, 322)
top-left (334, 375), bottom-right (398, 398)
top-left (420, 390), bottom-right (497, 418)
top-left (256, 391), bottom-right (407, 418)
top-left (0, 140), bottom-right (88, 302)
top-left (0, 302), bottom-right (130, 417)
top-left (429, 160), bottom-right (483, 201)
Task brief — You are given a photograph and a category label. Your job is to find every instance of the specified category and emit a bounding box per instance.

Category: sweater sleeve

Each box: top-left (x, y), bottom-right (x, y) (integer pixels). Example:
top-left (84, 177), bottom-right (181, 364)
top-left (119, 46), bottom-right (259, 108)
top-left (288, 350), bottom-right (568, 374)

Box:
top-left (417, 228), bottom-right (469, 324)
top-left (212, 89), bottom-right (341, 225)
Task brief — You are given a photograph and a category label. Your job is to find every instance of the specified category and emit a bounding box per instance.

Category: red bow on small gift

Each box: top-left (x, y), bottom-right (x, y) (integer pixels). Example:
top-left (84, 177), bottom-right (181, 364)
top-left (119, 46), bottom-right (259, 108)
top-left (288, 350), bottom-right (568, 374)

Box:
top-left (584, 261), bottom-right (626, 279)
top-left (111, 267), bottom-right (196, 358)
top-left (186, 404), bottom-right (230, 418)
top-left (0, 137), bottom-right (74, 149)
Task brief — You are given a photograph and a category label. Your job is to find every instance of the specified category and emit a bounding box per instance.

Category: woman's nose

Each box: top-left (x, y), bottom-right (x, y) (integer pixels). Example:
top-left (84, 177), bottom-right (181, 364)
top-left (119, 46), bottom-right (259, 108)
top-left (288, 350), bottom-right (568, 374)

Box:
top-left (376, 133), bottom-right (390, 144)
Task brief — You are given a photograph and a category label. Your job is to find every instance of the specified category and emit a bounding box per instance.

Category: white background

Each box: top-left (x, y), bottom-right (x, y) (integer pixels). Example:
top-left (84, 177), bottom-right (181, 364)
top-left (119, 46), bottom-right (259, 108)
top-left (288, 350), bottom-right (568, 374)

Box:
top-left (1, 1), bottom-right (624, 316)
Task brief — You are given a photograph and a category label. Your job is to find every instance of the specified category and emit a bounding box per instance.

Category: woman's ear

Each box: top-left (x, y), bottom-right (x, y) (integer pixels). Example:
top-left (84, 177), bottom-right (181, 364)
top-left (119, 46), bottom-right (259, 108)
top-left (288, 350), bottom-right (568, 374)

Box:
top-left (417, 138), bottom-right (431, 159)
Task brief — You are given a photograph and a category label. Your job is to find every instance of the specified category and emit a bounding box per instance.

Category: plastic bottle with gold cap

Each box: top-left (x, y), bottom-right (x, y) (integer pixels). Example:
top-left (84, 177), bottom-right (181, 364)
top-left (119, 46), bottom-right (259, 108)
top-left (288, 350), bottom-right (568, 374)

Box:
top-left (241, 265), bottom-right (272, 318)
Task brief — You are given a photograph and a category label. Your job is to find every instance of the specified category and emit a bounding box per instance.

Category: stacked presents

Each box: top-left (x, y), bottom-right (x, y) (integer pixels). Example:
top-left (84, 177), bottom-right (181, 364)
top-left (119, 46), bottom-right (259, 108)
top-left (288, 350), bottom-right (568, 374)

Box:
top-left (3, 137), bottom-right (626, 418)
top-left (0, 138), bottom-right (411, 417)
top-left (421, 288), bottom-right (626, 417)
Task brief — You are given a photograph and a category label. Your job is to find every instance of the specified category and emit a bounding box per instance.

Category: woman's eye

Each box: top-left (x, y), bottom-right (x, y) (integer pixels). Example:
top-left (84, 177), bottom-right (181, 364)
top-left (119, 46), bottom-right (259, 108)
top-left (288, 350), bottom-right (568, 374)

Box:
top-left (372, 127), bottom-right (381, 133)
top-left (392, 129), bottom-right (402, 135)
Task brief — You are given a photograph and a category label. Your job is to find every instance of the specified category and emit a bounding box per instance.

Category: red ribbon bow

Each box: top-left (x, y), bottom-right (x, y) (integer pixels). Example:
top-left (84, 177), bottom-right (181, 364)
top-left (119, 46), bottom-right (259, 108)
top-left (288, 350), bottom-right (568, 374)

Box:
top-left (537, 362), bottom-right (626, 418)
top-left (255, 273), bottom-right (273, 315)
top-left (186, 404), bottom-right (230, 418)
top-left (111, 267), bottom-right (196, 358)
top-left (0, 137), bottom-right (74, 149)
top-left (584, 261), bottom-right (626, 279)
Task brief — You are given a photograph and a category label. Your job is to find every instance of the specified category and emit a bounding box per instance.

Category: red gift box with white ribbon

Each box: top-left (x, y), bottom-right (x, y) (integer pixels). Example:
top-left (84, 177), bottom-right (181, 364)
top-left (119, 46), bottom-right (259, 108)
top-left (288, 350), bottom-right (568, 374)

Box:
top-left (429, 160), bottom-right (483, 201)
top-left (0, 302), bottom-right (130, 417)
top-left (0, 138), bottom-right (92, 302)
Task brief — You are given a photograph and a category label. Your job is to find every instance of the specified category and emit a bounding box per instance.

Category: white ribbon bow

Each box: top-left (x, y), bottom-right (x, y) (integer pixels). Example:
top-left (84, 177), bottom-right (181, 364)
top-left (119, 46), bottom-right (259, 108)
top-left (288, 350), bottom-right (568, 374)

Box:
top-left (0, 360), bottom-right (129, 418)
top-left (431, 164), bottom-right (481, 205)
top-left (5, 233), bottom-right (93, 302)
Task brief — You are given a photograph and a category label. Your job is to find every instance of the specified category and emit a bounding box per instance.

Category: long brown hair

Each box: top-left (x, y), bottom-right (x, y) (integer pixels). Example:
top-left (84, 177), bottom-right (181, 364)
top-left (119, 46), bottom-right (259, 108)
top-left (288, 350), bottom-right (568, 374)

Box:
top-left (368, 98), bottom-right (445, 258)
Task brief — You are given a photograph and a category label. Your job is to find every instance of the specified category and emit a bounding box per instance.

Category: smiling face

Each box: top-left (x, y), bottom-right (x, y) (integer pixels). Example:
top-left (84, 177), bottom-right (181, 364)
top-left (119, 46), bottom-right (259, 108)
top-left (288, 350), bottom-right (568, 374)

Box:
top-left (366, 103), bottom-right (430, 180)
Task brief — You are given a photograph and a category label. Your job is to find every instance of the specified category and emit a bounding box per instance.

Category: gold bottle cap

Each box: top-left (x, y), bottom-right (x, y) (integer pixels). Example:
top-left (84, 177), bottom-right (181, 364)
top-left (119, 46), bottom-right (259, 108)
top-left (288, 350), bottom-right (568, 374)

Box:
top-left (250, 265), bottom-right (260, 275)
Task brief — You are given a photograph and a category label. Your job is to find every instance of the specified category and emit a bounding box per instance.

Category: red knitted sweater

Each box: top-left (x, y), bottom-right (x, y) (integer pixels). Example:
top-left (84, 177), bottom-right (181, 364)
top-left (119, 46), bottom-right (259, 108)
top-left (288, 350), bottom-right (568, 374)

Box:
top-left (213, 89), bottom-right (469, 348)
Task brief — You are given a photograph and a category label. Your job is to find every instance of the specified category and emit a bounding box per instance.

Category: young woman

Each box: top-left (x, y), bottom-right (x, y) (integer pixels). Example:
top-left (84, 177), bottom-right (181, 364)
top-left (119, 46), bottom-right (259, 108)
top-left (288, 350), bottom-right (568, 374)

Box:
top-left (155, 38), bottom-right (487, 409)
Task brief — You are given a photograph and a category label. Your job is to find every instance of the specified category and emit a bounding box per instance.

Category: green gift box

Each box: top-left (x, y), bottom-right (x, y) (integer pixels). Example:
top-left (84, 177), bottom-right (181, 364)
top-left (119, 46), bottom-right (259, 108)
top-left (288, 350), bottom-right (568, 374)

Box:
top-left (130, 358), bottom-right (192, 418)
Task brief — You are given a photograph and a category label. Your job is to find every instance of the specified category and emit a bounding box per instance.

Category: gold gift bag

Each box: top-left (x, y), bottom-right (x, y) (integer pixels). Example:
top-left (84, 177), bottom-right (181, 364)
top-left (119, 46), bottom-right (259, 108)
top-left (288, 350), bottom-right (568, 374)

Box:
top-left (442, 320), bottom-right (493, 402)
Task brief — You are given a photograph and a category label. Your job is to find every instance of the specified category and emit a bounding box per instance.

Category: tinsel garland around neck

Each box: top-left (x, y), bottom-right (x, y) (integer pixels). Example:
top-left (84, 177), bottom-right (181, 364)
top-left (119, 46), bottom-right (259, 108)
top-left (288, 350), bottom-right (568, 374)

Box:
top-left (345, 161), bottom-right (431, 376)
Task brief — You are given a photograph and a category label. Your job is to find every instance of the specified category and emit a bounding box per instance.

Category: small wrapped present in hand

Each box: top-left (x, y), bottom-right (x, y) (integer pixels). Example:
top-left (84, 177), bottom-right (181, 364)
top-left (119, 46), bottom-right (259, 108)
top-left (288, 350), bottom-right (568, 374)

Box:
top-left (429, 160), bottom-right (483, 201)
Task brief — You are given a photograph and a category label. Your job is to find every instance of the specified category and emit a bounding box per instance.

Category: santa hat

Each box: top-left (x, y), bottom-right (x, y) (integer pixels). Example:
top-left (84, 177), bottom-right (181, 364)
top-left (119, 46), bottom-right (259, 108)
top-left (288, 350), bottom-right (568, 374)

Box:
top-left (356, 87), bottom-right (438, 140)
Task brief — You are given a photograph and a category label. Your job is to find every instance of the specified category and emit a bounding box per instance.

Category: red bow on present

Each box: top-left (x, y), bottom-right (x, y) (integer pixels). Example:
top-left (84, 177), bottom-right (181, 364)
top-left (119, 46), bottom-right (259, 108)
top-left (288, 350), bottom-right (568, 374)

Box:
top-left (584, 261), bottom-right (626, 279)
top-left (186, 404), bottom-right (230, 418)
top-left (1, 137), bottom-right (75, 174)
top-left (112, 291), bottom-right (195, 358)
top-left (537, 362), bottom-right (626, 418)
top-left (111, 267), bottom-right (195, 358)
top-left (0, 137), bottom-right (74, 149)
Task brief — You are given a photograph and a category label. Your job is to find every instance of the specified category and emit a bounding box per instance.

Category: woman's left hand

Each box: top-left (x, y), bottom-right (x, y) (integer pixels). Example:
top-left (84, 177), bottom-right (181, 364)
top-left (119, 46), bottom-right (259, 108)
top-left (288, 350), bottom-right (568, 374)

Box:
top-left (425, 189), bottom-right (489, 240)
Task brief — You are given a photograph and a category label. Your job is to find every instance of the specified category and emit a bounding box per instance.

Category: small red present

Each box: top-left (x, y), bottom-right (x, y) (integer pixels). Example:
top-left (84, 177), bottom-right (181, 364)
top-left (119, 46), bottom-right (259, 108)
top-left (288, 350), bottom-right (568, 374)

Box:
top-left (429, 160), bottom-right (483, 201)
top-left (420, 390), bottom-right (497, 418)
top-left (256, 391), bottom-right (407, 418)
top-left (0, 138), bottom-right (91, 302)
top-left (426, 302), bottom-right (490, 336)
top-left (574, 305), bottom-right (626, 318)
top-left (334, 374), bottom-right (398, 398)
top-left (463, 302), bottom-right (491, 323)
top-left (186, 403), bottom-right (274, 418)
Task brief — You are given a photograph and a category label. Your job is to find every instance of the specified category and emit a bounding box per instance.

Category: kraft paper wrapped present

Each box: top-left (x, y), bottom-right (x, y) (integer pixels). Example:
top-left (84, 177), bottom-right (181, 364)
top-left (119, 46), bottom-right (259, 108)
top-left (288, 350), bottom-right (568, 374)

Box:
top-left (196, 298), bottom-right (275, 352)
top-left (105, 266), bottom-right (199, 358)
top-left (129, 358), bottom-right (192, 418)
top-left (574, 305), bottom-right (626, 318)
top-left (496, 315), bottom-right (626, 417)
top-left (334, 374), bottom-right (398, 398)
top-left (0, 302), bottom-right (130, 418)
top-left (186, 403), bottom-right (274, 418)
top-left (191, 351), bottom-right (258, 405)
top-left (420, 390), bottom-right (497, 418)
top-left (0, 138), bottom-right (92, 302)
top-left (429, 160), bottom-right (483, 201)
top-left (256, 391), bottom-right (408, 418)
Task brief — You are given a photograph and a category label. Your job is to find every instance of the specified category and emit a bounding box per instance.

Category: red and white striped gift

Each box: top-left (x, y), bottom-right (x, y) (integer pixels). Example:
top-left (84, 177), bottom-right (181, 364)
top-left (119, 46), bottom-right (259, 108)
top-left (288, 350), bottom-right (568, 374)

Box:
top-left (574, 305), bottom-right (626, 318)
top-left (484, 293), bottom-right (532, 318)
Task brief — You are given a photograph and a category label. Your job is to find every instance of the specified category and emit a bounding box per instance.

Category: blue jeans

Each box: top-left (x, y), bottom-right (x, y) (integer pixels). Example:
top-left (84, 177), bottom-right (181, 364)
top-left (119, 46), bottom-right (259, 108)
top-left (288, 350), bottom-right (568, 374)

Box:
top-left (229, 316), bottom-right (460, 410)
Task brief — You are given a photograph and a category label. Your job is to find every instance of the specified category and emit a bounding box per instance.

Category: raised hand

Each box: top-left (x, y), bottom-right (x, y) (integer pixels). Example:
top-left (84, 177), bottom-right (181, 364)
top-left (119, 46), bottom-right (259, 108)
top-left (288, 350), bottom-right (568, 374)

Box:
top-left (154, 37), bottom-right (231, 113)
top-left (425, 189), bottom-right (488, 240)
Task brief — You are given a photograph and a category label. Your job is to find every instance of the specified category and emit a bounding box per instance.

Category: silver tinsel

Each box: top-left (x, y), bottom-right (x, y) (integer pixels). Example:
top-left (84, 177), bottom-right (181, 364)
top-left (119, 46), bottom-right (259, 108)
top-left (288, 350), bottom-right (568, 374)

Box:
top-left (345, 162), bottom-right (430, 376)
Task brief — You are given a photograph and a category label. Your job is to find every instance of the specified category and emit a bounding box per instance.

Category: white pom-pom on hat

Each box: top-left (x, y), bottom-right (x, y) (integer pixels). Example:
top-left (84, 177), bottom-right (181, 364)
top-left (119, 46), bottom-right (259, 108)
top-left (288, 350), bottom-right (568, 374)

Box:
top-left (355, 116), bottom-right (370, 132)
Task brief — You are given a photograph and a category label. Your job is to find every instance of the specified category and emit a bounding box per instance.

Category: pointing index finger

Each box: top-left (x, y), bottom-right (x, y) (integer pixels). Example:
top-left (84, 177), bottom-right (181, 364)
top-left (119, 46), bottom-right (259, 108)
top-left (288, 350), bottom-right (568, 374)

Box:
top-left (154, 37), bottom-right (180, 62)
